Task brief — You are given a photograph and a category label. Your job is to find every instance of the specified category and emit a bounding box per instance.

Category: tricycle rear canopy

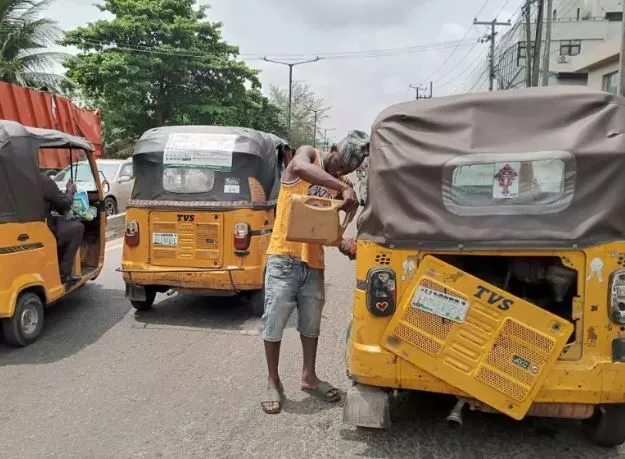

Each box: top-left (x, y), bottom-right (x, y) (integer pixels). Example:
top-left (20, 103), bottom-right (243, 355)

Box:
top-left (131, 125), bottom-right (287, 207)
top-left (0, 120), bottom-right (94, 224)
top-left (357, 86), bottom-right (625, 249)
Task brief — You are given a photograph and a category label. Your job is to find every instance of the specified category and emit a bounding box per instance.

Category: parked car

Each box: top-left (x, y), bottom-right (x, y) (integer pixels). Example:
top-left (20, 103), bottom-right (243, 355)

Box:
top-left (53, 158), bottom-right (134, 216)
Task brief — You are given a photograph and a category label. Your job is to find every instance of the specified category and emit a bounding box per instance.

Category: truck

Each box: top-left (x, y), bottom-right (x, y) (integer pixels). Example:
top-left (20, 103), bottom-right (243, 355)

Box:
top-left (0, 81), bottom-right (102, 172)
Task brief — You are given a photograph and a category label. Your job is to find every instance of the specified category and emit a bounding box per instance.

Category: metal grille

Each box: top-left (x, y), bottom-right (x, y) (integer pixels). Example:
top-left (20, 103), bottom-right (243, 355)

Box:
top-left (394, 323), bottom-right (442, 356)
top-left (503, 320), bottom-right (554, 352)
top-left (152, 249), bottom-right (176, 259)
top-left (403, 307), bottom-right (453, 341)
top-left (374, 253), bottom-right (391, 265)
top-left (196, 224), bottom-right (219, 249)
top-left (152, 222), bottom-right (177, 233)
top-left (475, 366), bottom-right (529, 401)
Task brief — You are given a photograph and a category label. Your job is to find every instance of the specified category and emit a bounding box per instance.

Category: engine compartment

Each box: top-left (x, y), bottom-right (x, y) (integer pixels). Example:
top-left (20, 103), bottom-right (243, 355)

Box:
top-left (438, 255), bottom-right (578, 343)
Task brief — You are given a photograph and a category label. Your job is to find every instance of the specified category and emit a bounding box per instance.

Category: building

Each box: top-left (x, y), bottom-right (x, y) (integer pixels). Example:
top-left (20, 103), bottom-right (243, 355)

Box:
top-left (573, 36), bottom-right (619, 92)
top-left (470, 0), bottom-right (622, 92)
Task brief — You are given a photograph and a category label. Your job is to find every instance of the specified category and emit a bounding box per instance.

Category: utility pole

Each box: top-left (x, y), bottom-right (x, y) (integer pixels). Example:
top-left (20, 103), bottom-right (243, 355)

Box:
top-left (532, 0), bottom-right (545, 87)
top-left (618, 1), bottom-right (625, 97)
top-left (524, 1), bottom-right (533, 87)
top-left (306, 107), bottom-right (330, 148)
top-left (409, 84), bottom-right (420, 100)
top-left (474, 18), bottom-right (511, 91)
top-left (541, 0), bottom-right (553, 86)
top-left (263, 57), bottom-right (321, 142)
top-left (323, 128), bottom-right (335, 150)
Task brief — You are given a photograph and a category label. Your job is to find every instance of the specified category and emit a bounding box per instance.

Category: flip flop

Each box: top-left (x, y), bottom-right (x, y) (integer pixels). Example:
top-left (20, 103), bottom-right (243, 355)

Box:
top-left (301, 381), bottom-right (341, 403)
top-left (261, 383), bottom-right (284, 414)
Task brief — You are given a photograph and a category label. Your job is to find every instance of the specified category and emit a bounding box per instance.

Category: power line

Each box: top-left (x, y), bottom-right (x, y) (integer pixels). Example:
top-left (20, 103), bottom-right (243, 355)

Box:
top-left (424, 0), bottom-right (492, 82)
top-left (69, 37), bottom-right (475, 62)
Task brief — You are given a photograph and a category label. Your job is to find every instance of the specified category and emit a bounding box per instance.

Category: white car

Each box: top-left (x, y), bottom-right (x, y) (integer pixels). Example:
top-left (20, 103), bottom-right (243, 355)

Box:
top-left (53, 158), bottom-right (134, 216)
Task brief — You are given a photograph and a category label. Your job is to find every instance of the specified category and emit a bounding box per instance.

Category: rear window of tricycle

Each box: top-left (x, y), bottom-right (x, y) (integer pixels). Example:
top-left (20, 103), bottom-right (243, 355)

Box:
top-left (443, 151), bottom-right (575, 216)
top-left (163, 167), bottom-right (216, 194)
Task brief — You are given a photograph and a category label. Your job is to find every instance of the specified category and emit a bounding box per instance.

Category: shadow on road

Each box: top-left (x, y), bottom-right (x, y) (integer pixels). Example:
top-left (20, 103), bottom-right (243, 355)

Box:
top-left (0, 284), bottom-right (129, 366)
top-left (338, 392), bottom-right (622, 458)
top-left (132, 293), bottom-right (263, 333)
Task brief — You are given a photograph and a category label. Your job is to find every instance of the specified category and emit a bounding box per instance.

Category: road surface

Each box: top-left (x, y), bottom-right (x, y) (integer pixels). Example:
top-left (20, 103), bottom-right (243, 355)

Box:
top-left (0, 236), bottom-right (622, 458)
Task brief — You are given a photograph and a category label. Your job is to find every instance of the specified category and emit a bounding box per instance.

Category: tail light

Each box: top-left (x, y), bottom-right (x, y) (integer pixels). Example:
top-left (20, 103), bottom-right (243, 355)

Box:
top-left (233, 222), bottom-right (251, 252)
top-left (609, 270), bottom-right (625, 324)
top-left (366, 268), bottom-right (397, 317)
top-left (125, 220), bottom-right (140, 247)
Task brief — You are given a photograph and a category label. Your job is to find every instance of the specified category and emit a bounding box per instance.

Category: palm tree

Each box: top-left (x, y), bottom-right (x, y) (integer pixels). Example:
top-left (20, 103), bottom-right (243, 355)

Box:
top-left (0, 0), bottom-right (68, 91)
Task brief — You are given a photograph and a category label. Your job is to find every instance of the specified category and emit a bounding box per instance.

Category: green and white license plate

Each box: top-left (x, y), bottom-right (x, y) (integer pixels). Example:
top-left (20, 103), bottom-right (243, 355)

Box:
top-left (152, 232), bottom-right (178, 246)
top-left (411, 285), bottom-right (469, 323)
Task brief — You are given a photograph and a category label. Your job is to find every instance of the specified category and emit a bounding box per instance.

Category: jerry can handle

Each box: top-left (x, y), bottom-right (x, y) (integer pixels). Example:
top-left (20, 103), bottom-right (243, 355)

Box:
top-left (301, 196), bottom-right (342, 211)
top-left (339, 206), bottom-right (357, 232)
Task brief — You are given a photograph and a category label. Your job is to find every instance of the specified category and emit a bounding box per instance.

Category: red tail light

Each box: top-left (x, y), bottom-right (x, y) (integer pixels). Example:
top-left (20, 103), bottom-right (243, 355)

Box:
top-left (233, 223), bottom-right (251, 252)
top-left (366, 268), bottom-right (397, 317)
top-left (125, 220), bottom-right (140, 247)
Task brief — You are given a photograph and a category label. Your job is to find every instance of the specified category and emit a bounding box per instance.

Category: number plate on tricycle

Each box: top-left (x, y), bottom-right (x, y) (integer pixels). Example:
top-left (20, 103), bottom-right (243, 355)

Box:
top-left (152, 232), bottom-right (178, 246)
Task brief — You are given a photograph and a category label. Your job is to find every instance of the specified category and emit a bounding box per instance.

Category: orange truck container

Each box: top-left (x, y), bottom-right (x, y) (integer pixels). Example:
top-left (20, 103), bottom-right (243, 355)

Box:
top-left (0, 81), bottom-right (102, 169)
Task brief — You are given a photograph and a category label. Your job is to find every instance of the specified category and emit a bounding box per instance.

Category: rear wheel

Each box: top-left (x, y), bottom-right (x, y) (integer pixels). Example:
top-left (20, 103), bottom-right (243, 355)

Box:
top-left (131, 288), bottom-right (156, 311)
top-left (583, 404), bottom-right (625, 447)
top-left (1, 292), bottom-right (45, 347)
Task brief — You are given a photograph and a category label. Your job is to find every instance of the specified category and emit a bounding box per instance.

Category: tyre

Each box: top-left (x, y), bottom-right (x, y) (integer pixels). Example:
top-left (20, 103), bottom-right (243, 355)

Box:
top-left (1, 292), bottom-right (45, 347)
top-left (583, 404), bottom-right (625, 447)
top-left (130, 288), bottom-right (156, 311)
top-left (246, 289), bottom-right (265, 317)
top-left (104, 196), bottom-right (118, 216)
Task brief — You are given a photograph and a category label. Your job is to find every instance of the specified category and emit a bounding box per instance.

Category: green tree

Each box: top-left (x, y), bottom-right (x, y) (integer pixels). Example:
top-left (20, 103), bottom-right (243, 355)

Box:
top-left (268, 82), bottom-right (328, 148)
top-left (63, 0), bottom-right (283, 155)
top-left (0, 0), bottom-right (68, 91)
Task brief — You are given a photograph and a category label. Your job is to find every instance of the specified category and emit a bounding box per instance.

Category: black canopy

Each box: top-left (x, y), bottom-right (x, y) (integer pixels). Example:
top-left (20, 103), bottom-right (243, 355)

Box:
top-left (131, 126), bottom-right (286, 208)
top-left (0, 120), bottom-right (94, 224)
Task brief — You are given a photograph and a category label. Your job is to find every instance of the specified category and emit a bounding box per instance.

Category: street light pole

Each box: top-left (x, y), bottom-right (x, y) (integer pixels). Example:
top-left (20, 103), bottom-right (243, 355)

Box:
top-left (306, 107), bottom-right (331, 148)
top-left (263, 57), bottom-right (321, 142)
top-left (323, 128), bottom-right (335, 150)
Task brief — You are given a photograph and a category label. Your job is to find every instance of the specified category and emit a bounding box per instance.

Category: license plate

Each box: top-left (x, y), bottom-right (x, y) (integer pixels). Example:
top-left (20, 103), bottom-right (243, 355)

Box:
top-left (153, 232), bottom-right (178, 246)
top-left (411, 286), bottom-right (469, 323)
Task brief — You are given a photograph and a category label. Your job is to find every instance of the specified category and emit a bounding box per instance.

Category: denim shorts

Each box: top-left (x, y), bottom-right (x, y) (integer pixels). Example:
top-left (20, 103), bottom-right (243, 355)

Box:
top-left (261, 255), bottom-right (325, 342)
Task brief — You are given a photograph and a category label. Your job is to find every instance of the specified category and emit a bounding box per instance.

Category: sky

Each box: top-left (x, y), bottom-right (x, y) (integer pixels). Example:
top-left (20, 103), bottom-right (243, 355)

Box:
top-left (46, 0), bottom-right (523, 143)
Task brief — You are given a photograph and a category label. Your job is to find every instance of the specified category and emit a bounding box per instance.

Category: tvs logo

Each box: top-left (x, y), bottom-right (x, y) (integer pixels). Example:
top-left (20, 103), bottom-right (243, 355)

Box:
top-left (474, 285), bottom-right (515, 311)
top-left (177, 214), bottom-right (195, 222)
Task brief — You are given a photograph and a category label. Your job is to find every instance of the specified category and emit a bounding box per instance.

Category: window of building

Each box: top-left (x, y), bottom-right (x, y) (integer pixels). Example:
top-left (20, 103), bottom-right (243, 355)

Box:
top-left (560, 40), bottom-right (581, 56)
top-left (603, 71), bottom-right (618, 95)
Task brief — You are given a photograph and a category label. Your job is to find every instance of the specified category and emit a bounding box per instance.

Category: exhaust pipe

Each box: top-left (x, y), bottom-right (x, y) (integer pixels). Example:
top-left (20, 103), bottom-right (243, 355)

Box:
top-left (447, 398), bottom-right (467, 427)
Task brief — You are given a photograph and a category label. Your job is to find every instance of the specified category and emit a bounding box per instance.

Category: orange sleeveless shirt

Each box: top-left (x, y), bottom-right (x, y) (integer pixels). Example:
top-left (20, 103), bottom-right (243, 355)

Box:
top-left (267, 150), bottom-right (347, 270)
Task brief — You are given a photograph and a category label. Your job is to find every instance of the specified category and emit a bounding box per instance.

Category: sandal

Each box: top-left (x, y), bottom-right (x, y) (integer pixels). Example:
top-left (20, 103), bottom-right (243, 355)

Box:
top-left (261, 383), bottom-right (284, 414)
top-left (301, 381), bottom-right (341, 403)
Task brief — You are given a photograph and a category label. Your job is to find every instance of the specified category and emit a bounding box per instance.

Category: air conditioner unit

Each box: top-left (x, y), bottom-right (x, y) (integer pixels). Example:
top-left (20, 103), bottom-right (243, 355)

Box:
top-left (558, 55), bottom-right (569, 64)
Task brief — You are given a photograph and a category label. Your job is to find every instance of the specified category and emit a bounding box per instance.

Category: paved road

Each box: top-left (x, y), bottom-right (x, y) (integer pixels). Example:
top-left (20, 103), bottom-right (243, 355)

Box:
top-left (1, 236), bottom-right (623, 458)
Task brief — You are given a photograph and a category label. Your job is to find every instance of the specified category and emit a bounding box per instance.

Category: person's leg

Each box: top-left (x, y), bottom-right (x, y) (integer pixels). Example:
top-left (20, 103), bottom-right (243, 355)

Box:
top-left (297, 266), bottom-right (339, 402)
top-left (57, 221), bottom-right (84, 279)
top-left (261, 256), bottom-right (299, 413)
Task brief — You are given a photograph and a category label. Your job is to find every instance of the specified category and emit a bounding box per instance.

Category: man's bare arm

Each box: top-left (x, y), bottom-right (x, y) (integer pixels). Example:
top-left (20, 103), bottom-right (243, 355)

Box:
top-left (290, 146), bottom-right (348, 193)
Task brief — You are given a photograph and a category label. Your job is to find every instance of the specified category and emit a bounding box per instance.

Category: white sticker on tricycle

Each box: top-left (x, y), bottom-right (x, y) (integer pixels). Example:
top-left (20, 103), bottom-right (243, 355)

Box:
top-left (411, 286), bottom-right (469, 323)
top-left (152, 232), bottom-right (178, 246)
top-left (163, 133), bottom-right (236, 171)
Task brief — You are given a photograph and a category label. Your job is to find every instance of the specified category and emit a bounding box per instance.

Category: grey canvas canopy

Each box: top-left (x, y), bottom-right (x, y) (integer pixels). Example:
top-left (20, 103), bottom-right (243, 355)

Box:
top-left (357, 86), bottom-right (625, 249)
top-left (0, 120), bottom-right (94, 224)
top-left (131, 125), bottom-right (286, 208)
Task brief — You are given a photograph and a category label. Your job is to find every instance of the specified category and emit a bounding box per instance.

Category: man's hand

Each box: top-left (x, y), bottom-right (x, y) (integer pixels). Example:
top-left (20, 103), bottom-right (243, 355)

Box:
top-left (66, 180), bottom-right (77, 194)
top-left (340, 187), bottom-right (358, 212)
top-left (339, 238), bottom-right (357, 260)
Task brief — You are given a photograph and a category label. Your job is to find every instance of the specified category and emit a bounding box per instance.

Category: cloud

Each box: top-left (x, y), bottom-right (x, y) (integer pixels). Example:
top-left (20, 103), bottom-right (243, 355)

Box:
top-left (46, 0), bottom-right (494, 138)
